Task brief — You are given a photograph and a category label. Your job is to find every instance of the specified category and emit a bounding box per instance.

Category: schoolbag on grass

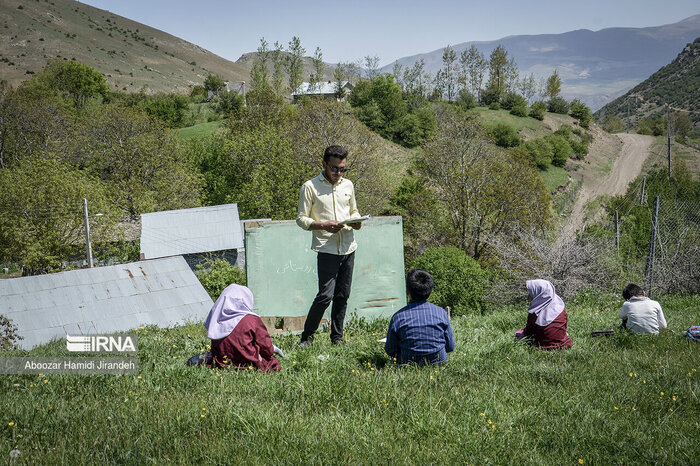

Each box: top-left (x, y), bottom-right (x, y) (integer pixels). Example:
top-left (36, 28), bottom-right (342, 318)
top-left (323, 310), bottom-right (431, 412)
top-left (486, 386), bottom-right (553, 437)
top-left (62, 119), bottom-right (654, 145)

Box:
top-left (683, 326), bottom-right (700, 342)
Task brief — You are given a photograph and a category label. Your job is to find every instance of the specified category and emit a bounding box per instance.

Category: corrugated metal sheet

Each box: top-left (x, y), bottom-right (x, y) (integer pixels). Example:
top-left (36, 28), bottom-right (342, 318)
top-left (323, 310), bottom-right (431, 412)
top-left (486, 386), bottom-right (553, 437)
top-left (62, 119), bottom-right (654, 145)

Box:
top-left (140, 204), bottom-right (243, 259)
top-left (293, 81), bottom-right (352, 96)
top-left (0, 256), bottom-right (214, 350)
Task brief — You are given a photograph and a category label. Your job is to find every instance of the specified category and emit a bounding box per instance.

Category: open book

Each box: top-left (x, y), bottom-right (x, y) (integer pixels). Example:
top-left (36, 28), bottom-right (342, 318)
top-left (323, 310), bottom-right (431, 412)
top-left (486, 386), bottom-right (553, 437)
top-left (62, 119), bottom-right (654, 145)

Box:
top-left (338, 215), bottom-right (372, 226)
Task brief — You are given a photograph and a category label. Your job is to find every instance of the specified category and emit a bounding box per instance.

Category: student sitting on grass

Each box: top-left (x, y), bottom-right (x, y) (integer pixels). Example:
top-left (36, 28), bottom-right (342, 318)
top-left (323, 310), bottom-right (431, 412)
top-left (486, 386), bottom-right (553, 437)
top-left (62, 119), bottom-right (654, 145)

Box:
top-left (385, 269), bottom-right (456, 365)
top-left (619, 283), bottom-right (667, 334)
top-left (517, 279), bottom-right (573, 349)
top-left (203, 284), bottom-right (281, 372)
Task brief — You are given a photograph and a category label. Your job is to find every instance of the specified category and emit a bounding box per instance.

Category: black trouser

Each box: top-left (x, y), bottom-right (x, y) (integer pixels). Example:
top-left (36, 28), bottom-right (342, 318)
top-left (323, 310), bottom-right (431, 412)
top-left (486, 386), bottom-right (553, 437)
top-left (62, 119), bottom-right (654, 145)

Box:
top-left (301, 251), bottom-right (355, 342)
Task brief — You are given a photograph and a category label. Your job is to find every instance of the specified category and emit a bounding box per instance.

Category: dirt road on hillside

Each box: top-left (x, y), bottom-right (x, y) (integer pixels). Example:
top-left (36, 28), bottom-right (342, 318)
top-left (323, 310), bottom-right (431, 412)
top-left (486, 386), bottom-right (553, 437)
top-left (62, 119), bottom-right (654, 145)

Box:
top-left (565, 133), bottom-right (655, 234)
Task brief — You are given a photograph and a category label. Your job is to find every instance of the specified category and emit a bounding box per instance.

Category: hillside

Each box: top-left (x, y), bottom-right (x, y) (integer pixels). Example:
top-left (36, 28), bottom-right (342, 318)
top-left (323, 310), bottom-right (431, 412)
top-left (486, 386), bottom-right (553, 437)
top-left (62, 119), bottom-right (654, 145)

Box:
top-left (595, 37), bottom-right (700, 127)
top-left (0, 0), bottom-right (251, 93)
top-left (383, 15), bottom-right (700, 111)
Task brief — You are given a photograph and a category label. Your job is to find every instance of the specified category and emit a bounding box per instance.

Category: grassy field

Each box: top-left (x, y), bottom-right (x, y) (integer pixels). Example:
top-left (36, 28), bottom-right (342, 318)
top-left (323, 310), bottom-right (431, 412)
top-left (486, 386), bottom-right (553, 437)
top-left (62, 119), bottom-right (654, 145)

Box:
top-left (177, 120), bottom-right (224, 139)
top-left (1, 294), bottom-right (698, 464)
top-left (540, 164), bottom-right (570, 194)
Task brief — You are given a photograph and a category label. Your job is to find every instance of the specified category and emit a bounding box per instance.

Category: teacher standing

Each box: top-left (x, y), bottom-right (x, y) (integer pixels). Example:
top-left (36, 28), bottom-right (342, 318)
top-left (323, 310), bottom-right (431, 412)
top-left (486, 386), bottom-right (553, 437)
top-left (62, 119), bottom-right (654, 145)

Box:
top-left (296, 145), bottom-right (363, 346)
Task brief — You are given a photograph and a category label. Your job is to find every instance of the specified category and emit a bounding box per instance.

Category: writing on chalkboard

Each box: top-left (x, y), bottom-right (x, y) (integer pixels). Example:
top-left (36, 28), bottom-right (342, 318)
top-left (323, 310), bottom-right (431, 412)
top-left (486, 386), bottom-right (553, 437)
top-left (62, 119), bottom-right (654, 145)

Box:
top-left (276, 260), bottom-right (314, 274)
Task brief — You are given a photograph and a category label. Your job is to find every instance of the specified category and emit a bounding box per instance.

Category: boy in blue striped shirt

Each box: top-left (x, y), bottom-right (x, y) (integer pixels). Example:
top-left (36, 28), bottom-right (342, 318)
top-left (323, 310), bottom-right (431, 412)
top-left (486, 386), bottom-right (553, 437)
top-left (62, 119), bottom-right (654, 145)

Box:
top-left (385, 269), bottom-right (456, 365)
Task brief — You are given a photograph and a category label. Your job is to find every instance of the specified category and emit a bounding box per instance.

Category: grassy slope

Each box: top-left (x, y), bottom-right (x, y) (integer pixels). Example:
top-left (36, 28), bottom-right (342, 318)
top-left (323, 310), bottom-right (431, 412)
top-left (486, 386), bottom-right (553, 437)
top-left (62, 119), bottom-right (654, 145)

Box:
top-left (1, 295), bottom-right (697, 463)
top-left (0, 0), bottom-right (249, 93)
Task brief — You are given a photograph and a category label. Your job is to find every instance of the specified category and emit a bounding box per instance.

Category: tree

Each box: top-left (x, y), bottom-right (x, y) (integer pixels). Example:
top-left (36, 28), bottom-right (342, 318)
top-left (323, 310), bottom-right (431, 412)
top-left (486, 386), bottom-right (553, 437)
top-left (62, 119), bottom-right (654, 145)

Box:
top-left (487, 45), bottom-right (509, 95)
top-left (415, 113), bottom-right (551, 258)
top-left (519, 73), bottom-right (537, 103)
top-left (544, 70), bottom-right (561, 99)
top-left (364, 55), bottom-right (380, 80)
top-left (392, 62), bottom-right (404, 90)
top-left (34, 59), bottom-right (109, 108)
top-left (250, 37), bottom-right (271, 93)
top-left (671, 111), bottom-right (692, 140)
top-left (503, 56), bottom-right (519, 93)
top-left (204, 74), bottom-right (225, 94)
top-left (285, 36), bottom-right (306, 94)
top-left (270, 41), bottom-right (286, 98)
top-left (309, 47), bottom-right (325, 92)
top-left (569, 99), bottom-right (593, 128)
top-left (460, 46), bottom-right (487, 100)
top-left (441, 45), bottom-right (457, 101)
top-left (0, 153), bottom-right (116, 273)
top-left (68, 106), bottom-right (203, 217)
top-left (529, 101), bottom-right (547, 121)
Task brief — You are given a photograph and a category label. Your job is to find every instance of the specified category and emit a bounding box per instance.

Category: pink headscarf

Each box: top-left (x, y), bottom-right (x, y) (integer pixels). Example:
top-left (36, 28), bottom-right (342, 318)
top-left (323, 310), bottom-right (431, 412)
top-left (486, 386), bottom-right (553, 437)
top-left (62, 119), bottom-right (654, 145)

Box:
top-left (203, 284), bottom-right (258, 340)
top-left (526, 279), bottom-right (566, 326)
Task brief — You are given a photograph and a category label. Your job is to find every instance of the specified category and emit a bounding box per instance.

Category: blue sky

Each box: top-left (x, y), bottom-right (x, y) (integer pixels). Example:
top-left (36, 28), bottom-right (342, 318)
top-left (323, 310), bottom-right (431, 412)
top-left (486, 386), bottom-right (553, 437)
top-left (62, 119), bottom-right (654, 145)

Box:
top-left (79, 0), bottom-right (699, 66)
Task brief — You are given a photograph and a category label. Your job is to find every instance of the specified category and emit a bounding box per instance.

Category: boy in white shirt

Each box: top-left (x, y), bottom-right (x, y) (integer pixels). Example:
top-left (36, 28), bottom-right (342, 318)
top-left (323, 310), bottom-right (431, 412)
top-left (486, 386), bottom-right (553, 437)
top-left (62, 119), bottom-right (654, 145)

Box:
top-left (619, 283), bottom-right (667, 334)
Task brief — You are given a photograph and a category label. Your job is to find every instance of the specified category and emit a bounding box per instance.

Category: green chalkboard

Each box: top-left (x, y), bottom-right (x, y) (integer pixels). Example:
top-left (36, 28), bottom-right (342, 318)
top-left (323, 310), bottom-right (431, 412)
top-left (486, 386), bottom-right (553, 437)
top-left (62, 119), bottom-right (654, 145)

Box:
top-left (245, 216), bottom-right (406, 320)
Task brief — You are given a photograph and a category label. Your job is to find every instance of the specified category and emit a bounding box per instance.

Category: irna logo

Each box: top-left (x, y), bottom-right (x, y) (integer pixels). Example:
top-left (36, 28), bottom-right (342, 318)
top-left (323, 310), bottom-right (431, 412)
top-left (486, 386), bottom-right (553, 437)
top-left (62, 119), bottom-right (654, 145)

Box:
top-left (66, 334), bottom-right (138, 353)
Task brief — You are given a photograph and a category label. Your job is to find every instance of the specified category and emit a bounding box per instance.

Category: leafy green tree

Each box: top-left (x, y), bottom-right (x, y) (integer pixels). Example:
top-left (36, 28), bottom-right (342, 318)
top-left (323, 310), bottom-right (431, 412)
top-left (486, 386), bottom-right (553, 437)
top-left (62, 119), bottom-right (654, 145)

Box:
top-left (141, 93), bottom-right (189, 127)
top-left (270, 41), bottom-right (286, 98)
top-left (480, 82), bottom-right (501, 106)
top-left (348, 74), bottom-right (407, 139)
top-left (250, 37), bottom-right (271, 93)
top-left (34, 59), bottom-right (109, 108)
top-left (671, 111), bottom-right (692, 140)
top-left (189, 85), bottom-right (207, 102)
top-left (519, 73), bottom-right (537, 103)
top-left (489, 123), bottom-right (521, 147)
top-left (364, 55), bottom-right (380, 80)
top-left (455, 88), bottom-right (477, 110)
top-left (544, 70), bottom-right (561, 99)
top-left (195, 258), bottom-right (246, 300)
top-left (416, 113), bottom-right (551, 258)
top-left (204, 74), bottom-right (224, 94)
top-left (547, 96), bottom-right (569, 114)
top-left (214, 90), bottom-right (245, 116)
top-left (460, 45), bottom-right (487, 100)
top-left (529, 101), bottom-right (547, 120)
top-left (546, 134), bottom-right (573, 167)
top-left (521, 138), bottom-right (554, 169)
top-left (0, 153), bottom-right (116, 273)
top-left (69, 106), bottom-right (203, 217)
top-left (500, 92), bottom-right (526, 111)
top-left (285, 36), bottom-right (306, 94)
top-left (569, 99), bottom-right (593, 129)
top-left (309, 47), bottom-right (325, 92)
top-left (441, 45), bottom-right (457, 101)
top-left (487, 45), bottom-right (509, 95)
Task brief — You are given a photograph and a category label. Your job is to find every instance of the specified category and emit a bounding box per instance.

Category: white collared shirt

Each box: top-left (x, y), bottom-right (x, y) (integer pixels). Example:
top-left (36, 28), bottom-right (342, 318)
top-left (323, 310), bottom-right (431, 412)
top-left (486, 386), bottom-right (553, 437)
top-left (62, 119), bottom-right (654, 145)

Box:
top-left (619, 296), bottom-right (667, 334)
top-left (296, 173), bottom-right (360, 255)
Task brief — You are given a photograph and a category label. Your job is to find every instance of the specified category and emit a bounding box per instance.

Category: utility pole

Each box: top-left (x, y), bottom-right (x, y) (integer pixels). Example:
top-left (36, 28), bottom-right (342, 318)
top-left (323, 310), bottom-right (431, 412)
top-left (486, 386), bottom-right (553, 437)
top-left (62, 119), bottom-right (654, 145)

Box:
top-left (82, 198), bottom-right (93, 268)
top-left (667, 104), bottom-right (671, 181)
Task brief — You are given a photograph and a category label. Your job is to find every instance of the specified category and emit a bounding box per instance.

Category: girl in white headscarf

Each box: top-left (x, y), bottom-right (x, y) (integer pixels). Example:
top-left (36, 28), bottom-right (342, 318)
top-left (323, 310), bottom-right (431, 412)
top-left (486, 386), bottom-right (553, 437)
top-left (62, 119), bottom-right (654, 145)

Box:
top-left (519, 279), bottom-right (572, 349)
top-left (203, 284), bottom-right (281, 371)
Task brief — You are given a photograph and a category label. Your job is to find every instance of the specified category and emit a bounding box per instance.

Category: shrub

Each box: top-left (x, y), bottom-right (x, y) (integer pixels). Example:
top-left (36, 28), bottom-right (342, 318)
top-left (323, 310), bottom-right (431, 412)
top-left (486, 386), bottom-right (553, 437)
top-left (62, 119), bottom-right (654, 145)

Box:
top-left (195, 258), bottom-right (246, 300)
top-left (547, 96), bottom-right (569, 114)
top-left (500, 92), bottom-right (526, 111)
top-left (489, 123), bottom-right (521, 148)
top-left (521, 138), bottom-right (553, 169)
top-left (602, 114), bottom-right (626, 133)
top-left (546, 134), bottom-right (573, 167)
top-left (0, 315), bottom-right (23, 350)
top-left (529, 101), bottom-right (546, 120)
top-left (488, 101), bottom-right (501, 110)
top-left (455, 89), bottom-right (476, 110)
top-left (410, 247), bottom-right (487, 314)
top-left (480, 83), bottom-right (501, 106)
top-left (510, 101), bottom-right (528, 117)
top-left (569, 99), bottom-right (593, 128)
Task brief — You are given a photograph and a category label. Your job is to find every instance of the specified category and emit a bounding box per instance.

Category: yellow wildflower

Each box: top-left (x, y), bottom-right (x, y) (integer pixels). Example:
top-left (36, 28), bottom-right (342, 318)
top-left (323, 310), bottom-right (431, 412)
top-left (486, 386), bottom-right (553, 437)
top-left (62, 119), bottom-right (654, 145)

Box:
top-left (660, 392), bottom-right (664, 396)
top-left (200, 414), bottom-right (206, 418)
top-left (614, 406), bottom-right (619, 410)
top-left (578, 459), bottom-right (584, 464)
top-left (8, 422), bottom-right (15, 427)
top-left (480, 413), bottom-right (485, 417)
top-left (43, 379), bottom-right (48, 384)
top-left (672, 396), bottom-right (677, 401)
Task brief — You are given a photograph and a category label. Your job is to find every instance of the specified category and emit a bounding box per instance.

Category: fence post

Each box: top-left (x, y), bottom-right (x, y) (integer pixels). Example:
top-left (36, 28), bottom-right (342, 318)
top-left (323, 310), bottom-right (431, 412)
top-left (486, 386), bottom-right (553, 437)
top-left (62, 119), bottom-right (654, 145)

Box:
top-left (644, 195), bottom-right (660, 298)
top-left (640, 176), bottom-right (646, 204)
top-left (614, 210), bottom-right (619, 255)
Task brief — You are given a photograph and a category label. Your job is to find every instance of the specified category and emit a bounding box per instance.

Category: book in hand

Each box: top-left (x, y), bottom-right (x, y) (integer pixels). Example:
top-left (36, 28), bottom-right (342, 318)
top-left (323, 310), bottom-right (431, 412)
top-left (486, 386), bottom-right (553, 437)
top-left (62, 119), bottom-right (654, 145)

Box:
top-left (338, 215), bottom-right (371, 226)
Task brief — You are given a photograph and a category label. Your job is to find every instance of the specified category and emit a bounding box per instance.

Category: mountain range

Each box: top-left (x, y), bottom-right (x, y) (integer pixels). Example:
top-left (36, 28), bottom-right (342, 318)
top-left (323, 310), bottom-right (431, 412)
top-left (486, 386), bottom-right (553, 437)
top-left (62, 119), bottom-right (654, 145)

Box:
top-left (1, 0), bottom-right (698, 111)
top-left (382, 15), bottom-right (700, 110)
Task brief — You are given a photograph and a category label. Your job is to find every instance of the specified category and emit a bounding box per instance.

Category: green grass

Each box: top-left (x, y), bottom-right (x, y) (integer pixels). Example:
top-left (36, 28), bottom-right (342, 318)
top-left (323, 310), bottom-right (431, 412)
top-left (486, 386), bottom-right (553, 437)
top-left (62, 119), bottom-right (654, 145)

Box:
top-left (471, 106), bottom-right (545, 134)
top-left (540, 164), bottom-right (570, 193)
top-left (177, 120), bottom-right (223, 139)
top-left (2, 295), bottom-right (699, 463)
